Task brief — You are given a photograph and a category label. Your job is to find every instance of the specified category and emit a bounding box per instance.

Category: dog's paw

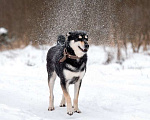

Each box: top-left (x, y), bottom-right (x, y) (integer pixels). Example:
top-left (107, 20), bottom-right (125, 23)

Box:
top-left (59, 104), bottom-right (66, 107)
top-left (67, 108), bottom-right (73, 116)
top-left (48, 106), bottom-right (54, 111)
top-left (60, 98), bottom-right (66, 107)
top-left (74, 108), bottom-right (81, 113)
top-left (67, 111), bottom-right (73, 116)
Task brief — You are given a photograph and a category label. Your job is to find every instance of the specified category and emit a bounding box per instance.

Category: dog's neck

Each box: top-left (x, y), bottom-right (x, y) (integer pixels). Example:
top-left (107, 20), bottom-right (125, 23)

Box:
top-left (65, 42), bottom-right (76, 56)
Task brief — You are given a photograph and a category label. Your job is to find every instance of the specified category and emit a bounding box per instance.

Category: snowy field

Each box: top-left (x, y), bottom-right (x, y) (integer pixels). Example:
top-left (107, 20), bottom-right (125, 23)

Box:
top-left (0, 45), bottom-right (150, 120)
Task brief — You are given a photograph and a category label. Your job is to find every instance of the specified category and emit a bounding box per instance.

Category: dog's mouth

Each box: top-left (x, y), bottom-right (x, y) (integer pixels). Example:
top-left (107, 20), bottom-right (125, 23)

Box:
top-left (78, 46), bottom-right (88, 52)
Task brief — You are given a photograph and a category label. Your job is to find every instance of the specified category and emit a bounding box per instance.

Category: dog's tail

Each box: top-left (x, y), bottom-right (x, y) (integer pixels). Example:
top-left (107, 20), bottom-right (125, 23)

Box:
top-left (57, 35), bottom-right (66, 46)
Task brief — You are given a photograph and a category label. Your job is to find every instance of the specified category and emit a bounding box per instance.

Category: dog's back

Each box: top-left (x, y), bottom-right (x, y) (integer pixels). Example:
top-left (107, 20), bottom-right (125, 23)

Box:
top-left (46, 44), bottom-right (64, 78)
top-left (47, 35), bottom-right (66, 74)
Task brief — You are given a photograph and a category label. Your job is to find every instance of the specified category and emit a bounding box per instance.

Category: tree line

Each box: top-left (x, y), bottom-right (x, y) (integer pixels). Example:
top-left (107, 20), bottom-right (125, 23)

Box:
top-left (0, 0), bottom-right (150, 53)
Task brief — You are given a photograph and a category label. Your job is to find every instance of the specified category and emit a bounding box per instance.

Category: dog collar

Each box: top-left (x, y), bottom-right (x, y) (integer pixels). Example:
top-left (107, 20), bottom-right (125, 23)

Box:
top-left (59, 48), bottom-right (80, 62)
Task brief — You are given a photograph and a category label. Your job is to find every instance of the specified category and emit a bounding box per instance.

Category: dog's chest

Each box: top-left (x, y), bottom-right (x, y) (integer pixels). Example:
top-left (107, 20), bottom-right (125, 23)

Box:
top-left (63, 63), bottom-right (85, 82)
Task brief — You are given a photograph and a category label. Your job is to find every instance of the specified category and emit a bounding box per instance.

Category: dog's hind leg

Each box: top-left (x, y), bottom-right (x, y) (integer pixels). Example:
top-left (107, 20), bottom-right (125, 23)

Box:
top-left (48, 71), bottom-right (56, 111)
top-left (60, 81), bottom-right (73, 115)
top-left (74, 80), bottom-right (82, 113)
top-left (60, 94), bottom-right (66, 107)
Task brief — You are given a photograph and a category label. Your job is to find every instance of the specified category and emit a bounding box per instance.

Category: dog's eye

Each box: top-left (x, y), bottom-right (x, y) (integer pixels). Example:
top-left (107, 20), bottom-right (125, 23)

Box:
top-left (79, 35), bottom-right (82, 39)
top-left (85, 35), bottom-right (88, 39)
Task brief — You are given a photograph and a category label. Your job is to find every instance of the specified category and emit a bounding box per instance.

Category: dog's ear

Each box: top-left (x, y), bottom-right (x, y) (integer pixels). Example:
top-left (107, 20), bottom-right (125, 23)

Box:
top-left (66, 32), bottom-right (72, 37)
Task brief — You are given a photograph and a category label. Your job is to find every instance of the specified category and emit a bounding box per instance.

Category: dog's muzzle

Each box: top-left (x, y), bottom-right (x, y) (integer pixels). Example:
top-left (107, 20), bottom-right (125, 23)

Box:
top-left (84, 41), bottom-right (89, 49)
top-left (78, 41), bottom-right (89, 52)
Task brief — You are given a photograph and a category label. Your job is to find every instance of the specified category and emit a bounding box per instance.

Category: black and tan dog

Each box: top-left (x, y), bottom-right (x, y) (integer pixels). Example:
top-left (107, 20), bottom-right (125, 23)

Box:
top-left (46, 31), bottom-right (89, 115)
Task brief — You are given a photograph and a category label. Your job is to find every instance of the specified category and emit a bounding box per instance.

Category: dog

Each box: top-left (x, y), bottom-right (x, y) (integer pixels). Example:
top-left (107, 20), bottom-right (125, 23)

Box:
top-left (46, 31), bottom-right (89, 115)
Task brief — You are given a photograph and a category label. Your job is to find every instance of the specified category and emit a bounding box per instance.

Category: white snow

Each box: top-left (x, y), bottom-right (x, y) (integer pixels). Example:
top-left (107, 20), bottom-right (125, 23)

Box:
top-left (0, 45), bottom-right (150, 120)
top-left (0, 28), bottom-right (8, 35)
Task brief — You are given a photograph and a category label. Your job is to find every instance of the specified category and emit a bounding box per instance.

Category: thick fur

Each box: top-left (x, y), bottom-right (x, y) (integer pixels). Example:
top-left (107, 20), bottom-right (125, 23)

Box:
top-left (46, 31), bottom-right (89, 115)
top-left (57, 35), bottom-right (65, 45)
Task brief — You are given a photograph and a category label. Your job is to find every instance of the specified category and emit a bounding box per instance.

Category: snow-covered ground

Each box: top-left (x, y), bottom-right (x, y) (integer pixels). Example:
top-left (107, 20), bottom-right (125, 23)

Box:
top-left (0, 45), bottom-right (150, 120)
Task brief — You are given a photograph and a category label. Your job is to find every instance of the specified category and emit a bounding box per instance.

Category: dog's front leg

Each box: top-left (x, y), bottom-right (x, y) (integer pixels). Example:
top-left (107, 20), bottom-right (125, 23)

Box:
top-left (60, 81), bottom-right (73, 115)
top-left (74, 80), bottom-right (82, 113)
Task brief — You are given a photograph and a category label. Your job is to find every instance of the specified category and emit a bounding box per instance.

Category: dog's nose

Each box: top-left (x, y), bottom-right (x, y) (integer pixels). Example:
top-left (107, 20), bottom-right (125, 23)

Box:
top-left (84, 42), bottom-right (89, 49)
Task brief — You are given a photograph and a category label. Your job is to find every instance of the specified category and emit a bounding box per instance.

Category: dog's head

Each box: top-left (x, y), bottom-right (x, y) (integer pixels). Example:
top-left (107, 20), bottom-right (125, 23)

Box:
top-left (67, 31), bottom-right (89, 57)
